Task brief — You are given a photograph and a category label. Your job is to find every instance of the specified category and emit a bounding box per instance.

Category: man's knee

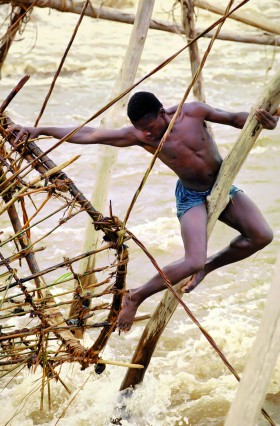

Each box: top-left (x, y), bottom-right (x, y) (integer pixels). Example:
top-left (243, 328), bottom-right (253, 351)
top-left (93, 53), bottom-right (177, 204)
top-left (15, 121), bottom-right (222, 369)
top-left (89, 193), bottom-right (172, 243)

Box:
top-left (254, 227), bottom-right (274, 250)
top-left (183, 255), bottom-right (206, 275)
top-left (231, 226), bottom-right (273, 252)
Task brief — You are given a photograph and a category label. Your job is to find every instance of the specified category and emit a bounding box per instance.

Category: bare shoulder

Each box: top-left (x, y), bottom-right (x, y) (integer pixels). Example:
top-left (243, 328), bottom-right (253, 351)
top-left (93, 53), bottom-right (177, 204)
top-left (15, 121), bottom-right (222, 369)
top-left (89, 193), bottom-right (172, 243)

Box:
top-left (121, 125), bottom-right (143, 144)
top-left (182, 102), bottom-right (210, 118)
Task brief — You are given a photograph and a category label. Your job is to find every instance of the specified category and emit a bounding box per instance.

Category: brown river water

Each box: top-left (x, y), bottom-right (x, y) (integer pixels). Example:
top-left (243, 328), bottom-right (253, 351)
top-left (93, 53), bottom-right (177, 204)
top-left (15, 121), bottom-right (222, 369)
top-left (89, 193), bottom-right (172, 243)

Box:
top-left (0, 1), bottom-right (280, 425)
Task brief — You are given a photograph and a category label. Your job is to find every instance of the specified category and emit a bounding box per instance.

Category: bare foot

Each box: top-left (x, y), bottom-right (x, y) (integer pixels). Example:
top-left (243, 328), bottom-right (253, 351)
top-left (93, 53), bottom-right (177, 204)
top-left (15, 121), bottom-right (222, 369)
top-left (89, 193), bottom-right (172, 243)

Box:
top-left (182, 270), bottom-right (207, 293)
top-left (117, 290), bottom-right (139, 332)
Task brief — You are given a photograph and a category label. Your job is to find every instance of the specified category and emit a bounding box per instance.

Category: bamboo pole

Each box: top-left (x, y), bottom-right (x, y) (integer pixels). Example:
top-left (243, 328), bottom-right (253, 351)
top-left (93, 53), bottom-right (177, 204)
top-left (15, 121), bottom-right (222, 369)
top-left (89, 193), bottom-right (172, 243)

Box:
top-left (2, 0), bottom-right (279, 46)
top-left (194, 0), bottom-right (280, 35)
top-left (120, 70), bottom-right (280, 390)
top-left (224, 254), bottom-right (280, 426)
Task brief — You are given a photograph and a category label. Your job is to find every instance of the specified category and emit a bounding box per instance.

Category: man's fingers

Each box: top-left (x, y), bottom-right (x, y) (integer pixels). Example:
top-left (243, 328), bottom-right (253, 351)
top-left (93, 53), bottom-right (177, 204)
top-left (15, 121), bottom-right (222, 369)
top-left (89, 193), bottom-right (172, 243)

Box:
top-left (6, 124), bottom-right (29, 145)
top-left (255, 109), bottom-right (277, 129)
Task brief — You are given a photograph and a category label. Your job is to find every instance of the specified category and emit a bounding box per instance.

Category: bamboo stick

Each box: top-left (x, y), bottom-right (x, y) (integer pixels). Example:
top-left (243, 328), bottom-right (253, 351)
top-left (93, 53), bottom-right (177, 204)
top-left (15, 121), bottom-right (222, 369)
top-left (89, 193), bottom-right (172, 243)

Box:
top-left (0, 155), bottom-right (80, 215)
top-left (225, 254), bottom-right (280, 425)
top-left (119, 70), bottom-right (280, 393)
top-left (2, 0), bottom-right (279, 46)
top-left (93, 358), bottom-right (143, 369)
top-left (0, 75), bottom-right (30, 113)
top-left (0, 241), bottom-right (115, 292)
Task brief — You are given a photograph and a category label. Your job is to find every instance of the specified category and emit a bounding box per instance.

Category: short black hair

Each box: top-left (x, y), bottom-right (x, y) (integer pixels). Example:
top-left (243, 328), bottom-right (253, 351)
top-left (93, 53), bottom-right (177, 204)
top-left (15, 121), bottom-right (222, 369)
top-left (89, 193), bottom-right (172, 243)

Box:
top-left (127, 91), bottom-right (163, 122)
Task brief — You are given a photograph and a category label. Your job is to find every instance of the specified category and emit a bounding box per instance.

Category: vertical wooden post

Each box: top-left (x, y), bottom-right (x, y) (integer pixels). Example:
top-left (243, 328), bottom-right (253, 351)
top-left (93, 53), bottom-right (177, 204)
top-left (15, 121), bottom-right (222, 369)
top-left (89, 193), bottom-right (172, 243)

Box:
top-left (120, 70), bottom-right (280, 391)
top-left (224, 254), bottom-right (280, 426)
top-left (180, 0), bottom-right (214, 138)
top-left (181, 0), bottom-right (206, 102)
top-left (70, 0), bottom-right (156, 335)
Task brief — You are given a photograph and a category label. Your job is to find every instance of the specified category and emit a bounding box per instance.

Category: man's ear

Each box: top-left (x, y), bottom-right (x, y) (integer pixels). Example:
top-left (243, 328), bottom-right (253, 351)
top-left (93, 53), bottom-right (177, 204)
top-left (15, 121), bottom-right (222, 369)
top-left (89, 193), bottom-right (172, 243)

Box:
top-left (159, 107), bottom-right (165, 117)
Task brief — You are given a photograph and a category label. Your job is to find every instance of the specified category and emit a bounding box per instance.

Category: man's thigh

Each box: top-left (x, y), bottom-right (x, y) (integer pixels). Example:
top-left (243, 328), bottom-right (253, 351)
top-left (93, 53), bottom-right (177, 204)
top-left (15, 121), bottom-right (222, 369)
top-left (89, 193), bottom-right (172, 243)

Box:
top-left (180, 204), bottom-right (208, 258)
top-left (219, 191), bottom-right (272, 238)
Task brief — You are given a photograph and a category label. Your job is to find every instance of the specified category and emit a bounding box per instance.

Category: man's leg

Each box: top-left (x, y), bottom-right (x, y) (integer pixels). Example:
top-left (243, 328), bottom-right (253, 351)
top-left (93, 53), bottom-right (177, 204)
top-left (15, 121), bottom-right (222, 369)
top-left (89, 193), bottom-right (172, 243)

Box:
top-left (184, 191), bottom-right (273, 293)
top-left (117, 204), bottom-right (208, 331)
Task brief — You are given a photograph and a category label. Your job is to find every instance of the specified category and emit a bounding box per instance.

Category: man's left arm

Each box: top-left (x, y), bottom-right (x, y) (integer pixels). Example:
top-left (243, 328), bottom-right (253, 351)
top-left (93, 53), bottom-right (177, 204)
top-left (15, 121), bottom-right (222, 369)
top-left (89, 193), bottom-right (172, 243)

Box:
top-left (192, 102), bottom-right (279, 130)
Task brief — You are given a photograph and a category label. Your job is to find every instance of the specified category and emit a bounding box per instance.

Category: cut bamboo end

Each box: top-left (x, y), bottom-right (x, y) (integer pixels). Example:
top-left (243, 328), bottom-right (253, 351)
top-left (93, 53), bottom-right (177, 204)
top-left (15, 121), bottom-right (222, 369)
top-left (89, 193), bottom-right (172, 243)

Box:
top-left (97, 359), bottom-right (144, 369)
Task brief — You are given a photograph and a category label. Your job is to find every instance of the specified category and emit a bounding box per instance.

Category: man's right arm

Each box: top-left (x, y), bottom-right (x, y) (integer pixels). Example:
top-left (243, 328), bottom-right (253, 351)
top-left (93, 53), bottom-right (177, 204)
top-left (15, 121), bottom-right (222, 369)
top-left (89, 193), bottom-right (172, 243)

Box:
top-left (6, 123), bottom-right (140, 148)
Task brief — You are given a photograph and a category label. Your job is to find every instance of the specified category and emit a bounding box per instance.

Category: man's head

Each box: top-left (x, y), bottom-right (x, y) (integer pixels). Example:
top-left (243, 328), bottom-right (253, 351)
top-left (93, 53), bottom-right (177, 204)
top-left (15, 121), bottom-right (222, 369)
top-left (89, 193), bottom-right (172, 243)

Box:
top-left (127, 91), bottom-right (167, 141)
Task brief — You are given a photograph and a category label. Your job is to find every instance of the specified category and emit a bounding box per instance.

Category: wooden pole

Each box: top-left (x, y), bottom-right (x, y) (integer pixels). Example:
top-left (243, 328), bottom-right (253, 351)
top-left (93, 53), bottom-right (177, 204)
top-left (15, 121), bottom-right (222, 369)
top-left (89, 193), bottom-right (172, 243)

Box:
top-left (224, 254), bottom-right (280, 426)
top-left (181, 0), bottom-right (206, 102)
top-left (119, 70), bottom-right (280, 391)
top-left (180, 0), bottom-right (214, 138)
top-left (194, 0), bottom-right (280, 35)
top-left (1, 1), bottom-right (279, 47)
top-left (74, 0), bottom-right (155, 316)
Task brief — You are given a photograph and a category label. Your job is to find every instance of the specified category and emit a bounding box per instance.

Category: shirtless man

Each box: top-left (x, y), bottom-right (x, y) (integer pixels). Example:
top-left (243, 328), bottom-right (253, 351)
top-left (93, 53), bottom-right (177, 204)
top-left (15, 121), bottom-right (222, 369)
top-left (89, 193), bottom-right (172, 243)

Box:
top-left (7, 91), bottom-right (279, 331)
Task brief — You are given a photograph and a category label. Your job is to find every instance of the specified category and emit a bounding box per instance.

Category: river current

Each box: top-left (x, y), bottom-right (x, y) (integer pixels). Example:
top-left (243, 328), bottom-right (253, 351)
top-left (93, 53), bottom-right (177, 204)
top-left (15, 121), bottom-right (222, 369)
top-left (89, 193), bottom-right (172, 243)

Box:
top-left (0, 1), bottom-right (280, 425)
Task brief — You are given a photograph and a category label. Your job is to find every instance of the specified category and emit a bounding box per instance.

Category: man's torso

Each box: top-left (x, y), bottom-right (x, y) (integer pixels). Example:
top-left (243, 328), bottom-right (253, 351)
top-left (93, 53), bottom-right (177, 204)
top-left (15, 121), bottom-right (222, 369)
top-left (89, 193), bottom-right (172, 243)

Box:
top-left (135, 104), bottom-right (223, 191)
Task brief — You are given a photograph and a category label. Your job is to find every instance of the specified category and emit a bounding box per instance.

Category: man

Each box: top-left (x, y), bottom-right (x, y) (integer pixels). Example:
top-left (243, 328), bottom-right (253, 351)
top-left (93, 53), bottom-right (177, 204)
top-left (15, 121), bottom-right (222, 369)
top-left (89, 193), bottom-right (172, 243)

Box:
top-left (7, 92), bottom-right (279, 332)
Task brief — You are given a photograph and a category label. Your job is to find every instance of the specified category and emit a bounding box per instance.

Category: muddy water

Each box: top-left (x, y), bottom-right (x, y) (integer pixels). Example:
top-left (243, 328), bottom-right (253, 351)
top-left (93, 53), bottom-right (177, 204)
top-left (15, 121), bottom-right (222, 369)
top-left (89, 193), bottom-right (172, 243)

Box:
top-left (0, 1), bottom-right (280, 425)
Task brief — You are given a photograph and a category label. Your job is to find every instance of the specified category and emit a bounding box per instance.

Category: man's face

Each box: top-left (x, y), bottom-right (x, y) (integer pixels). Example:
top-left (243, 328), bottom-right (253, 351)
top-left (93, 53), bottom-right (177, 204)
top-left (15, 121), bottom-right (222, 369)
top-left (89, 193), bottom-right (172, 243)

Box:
top-left (132, 110), bottom-right (167, 142)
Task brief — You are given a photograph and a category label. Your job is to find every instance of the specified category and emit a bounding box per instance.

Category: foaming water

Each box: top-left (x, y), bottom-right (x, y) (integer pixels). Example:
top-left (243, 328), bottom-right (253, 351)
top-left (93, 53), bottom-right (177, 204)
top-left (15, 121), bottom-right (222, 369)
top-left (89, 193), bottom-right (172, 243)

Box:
top-left (0, 0), bottom-right (280, 425)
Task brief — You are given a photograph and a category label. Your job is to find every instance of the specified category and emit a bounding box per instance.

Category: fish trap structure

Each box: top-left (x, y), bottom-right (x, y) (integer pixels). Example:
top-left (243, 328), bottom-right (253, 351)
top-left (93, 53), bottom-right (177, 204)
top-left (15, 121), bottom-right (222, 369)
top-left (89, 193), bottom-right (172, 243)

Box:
top-left (0, 104), bottom-right (139, 386)
top-left (0, 0), bottom-right (280, 424)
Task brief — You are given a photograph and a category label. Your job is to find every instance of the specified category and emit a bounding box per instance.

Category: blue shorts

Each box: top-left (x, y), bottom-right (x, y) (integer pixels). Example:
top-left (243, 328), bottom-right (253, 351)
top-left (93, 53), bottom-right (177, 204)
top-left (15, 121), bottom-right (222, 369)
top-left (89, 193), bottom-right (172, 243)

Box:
top-left (175, 180), bottom-right (242, 220)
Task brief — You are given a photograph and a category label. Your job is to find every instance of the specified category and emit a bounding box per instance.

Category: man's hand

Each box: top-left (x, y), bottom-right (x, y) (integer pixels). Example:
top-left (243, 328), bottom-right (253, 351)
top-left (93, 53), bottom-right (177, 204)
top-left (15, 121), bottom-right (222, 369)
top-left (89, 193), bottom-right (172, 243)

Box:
top-left (5, 123), bottom-right (38, 147)
top-left (255, 108), bottom-right (279, 130)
